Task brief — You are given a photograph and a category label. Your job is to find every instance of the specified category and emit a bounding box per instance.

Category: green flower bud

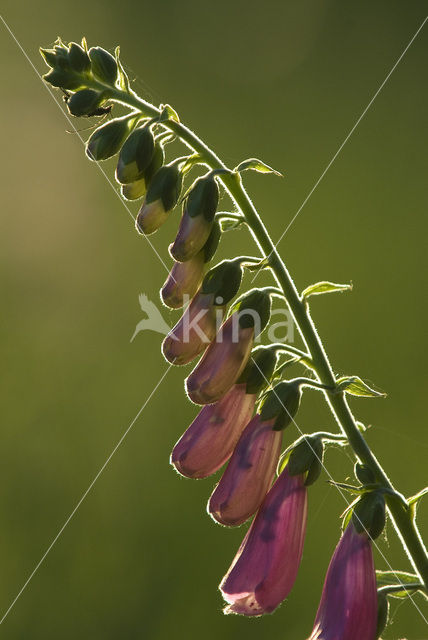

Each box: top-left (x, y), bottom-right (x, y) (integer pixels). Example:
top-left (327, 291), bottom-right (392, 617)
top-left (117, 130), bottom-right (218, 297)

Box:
top-left (352, 491), bottom-right (386, 540)
top-left (376, 591), bottom-right (389, 639)
top-left (88, 46), bottom-right (118, 85)
top-left (288, 436), bottom-right (324, 485)
top-left (115, 125), bottom-right (155, 184)
top-left (68, 42), bottom-right (91, 72)
top-left (53, 44), bottom-right (71, 70)
top-left (143, 142), bottom-right (165, 186)
top-left (201, 259), bottom-right (243, 305)
top-left (355, 462), bottom-right (376, 485)
top-left (237, 346), bottom-right (278, 394)
top-left (43, 68), bottom-right (81, 90)
top-left (135, 164), bottom-right (182, 235)
top-left (145, 163), bottom-right (182, 211)
top-left (186, 175), bottom-right (219, 221)
top-left (66, 89), bottom-right (104, 117)
top-left (121, 142), bottom-right (165, 201)
top-left (231, 288), bottom-right (271, 334)
top-left (259, 381), bottom-right (302, 431)
top-left (86, 116), bottom-right (132, 161)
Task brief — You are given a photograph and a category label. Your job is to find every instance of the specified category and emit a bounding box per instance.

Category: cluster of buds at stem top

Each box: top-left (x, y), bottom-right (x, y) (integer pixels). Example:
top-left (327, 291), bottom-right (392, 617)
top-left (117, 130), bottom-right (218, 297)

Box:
top-left (41, 39), bottom-right (119, 113)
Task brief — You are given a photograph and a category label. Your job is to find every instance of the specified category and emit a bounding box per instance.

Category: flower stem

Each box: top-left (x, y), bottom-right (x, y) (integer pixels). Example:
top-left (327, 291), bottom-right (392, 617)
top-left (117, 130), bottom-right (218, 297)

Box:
top-left (105, 84), bottom-right (428, 588)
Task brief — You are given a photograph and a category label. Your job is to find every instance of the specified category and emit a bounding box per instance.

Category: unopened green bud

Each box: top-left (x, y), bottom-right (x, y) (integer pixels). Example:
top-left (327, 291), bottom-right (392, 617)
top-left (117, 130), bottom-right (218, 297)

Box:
top-left (259, 381), bottom-right (302, 430)
top-left (144, 142), bottom-right (165, 186)
top-left (288, 436), bottom-right (324, 485)
top-left (68, 42), bottom-right (91, 72)
top-left (43, 68), bottom-right (81, 90)
top-left (232, 288), bottom-right (271, 334)
top-left (145, 164), bottom-right (182, 212)
top-left (66, 89), bottom-right (104, 117)
top-left (186, 175), bottom-right (219, 221)
top-left (355, 462), bottom-right (376, 485)
top-left (352, 491), bottom-right (386, 540)
top-left (201, 259), bottom-right (242, 305)
top-left (376, 591), bottom-right (389, 639)
top-left (88, 46), bottom-right (118, 85)
top-left (86, 116), bottom-right (132, 161)
top-left (53, 44), bottom-right (71, 69)
top-left (116, 125), bottom-right (155, 184)
top-left (237, 346), bottom-right (277, 394)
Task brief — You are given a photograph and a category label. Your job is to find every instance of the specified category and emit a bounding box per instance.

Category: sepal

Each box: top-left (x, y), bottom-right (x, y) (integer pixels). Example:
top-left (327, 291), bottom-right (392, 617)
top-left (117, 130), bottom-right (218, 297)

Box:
top-left (200, 259), bottom-right (243, 305)
top-left (236, 346), bottom-right (278, 394)
top-left (258, 380), bottom-right (302, 431)
top-left (352, 491), bottom-right (386, 540)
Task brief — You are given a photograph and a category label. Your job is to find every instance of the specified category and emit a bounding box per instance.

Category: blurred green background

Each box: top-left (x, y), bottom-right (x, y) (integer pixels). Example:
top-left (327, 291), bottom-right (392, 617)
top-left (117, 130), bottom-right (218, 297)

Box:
top-left (1, 1), bottom-right (427, 637)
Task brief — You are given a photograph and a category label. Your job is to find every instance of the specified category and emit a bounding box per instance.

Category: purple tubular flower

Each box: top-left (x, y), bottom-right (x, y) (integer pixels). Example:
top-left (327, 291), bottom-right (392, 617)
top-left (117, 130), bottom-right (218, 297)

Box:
top-left (185, 313), bottom-right (254, 405)
top-left (170, 383), bottom-right (256, 478)
top-left (307, 523), bottom-right (377, 640)
top-left (220, 467), bottom-right (308, 616)
top-left (162, 292), bottom-right (223, 366)
top-left (161, 252), bottom-right (205, 309)
top-left (169, 208), bottom-right (213, 262)
top-left (208, 414), bottom-right (283, 526)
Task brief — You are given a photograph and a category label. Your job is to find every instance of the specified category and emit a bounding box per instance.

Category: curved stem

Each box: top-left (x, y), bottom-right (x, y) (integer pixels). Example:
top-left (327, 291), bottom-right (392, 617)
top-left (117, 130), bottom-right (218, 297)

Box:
top-left (103, 84), bottom-right (428, 588)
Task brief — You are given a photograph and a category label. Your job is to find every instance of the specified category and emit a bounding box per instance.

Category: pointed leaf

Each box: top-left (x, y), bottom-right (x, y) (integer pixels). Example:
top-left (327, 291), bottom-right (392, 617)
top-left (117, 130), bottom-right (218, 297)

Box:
top-left (336, 376), bottom-right (386, 398)
top-left (376, 570), bottom-right (419, 588)
top-left (302, 280), bottom-right (353, 299)
top-left (235, 158), bottom-right (282, 176)
top-left (408, 487), bottom-right (428, 506)
top-left (158, 104), bottom-right (180, 123)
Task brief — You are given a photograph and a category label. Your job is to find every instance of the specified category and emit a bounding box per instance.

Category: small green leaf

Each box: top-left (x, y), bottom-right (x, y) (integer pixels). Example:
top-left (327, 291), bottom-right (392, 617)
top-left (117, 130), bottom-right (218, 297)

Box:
top-left (302, 280), bottom-right (353, 299)
top-left (234, 158), bottom-right (283, 176)
top-left (158, 104), bottom-right (180, 123)
top-left (376, 570), bottom-right (419, 588)
top-left (220, 218), bottom-right (244, 232)
top-left (408, 487), bottom-right (428, 506)
top-left (336, 376), bottom-right (387, 398)
top-left (376, 571), bottom-right (426, 599)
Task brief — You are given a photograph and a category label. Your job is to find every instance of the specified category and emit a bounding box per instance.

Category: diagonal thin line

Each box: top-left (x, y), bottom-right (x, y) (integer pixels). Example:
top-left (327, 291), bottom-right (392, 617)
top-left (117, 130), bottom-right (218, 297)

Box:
top-left (251, 357), bottom-right (428, 625)
top-left (252, 15), bottom-right (427, 285)
top-left (0, 14), bottom-right (172, 278)
top-left (0, 363), bottom-right (173, 625)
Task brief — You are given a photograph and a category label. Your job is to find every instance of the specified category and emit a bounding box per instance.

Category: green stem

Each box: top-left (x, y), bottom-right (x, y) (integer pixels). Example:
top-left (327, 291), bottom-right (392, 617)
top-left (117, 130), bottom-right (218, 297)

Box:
top-left (102, 84), bottom-right (428, 588)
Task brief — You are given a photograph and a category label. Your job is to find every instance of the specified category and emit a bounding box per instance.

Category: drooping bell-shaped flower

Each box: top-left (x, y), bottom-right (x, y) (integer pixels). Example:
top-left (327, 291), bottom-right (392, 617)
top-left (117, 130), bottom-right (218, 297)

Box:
top-left (307, 522), bottom-right (377, 640)
top-left (170, 175), bottom-right (219, 262)
top-left (208, 414), bottom-right (283, 526)
top-left (171, 383), bottom-right (256, 478)
top-left (186, 313), bottom-right (254, 405)
top-left (162, 292), bottom-right (221, 366)
top-left (186, 289), bottom-right (271, 405)
top-left (162, 259), bottom-right (243, 366)
top-left (135, 163), bottom-right (182, 235)
top-left (220, 467), bottom-right (308, 616)
top-left (161, 222), bottom-right (221, 309)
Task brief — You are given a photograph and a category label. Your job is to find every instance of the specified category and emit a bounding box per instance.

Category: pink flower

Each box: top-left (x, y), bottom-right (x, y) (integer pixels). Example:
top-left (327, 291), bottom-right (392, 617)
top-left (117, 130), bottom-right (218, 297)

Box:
top-left (170, 383), bottom-right (256, 478)
top-left (220, 467), bottom-right (308, 615)
top-left (307, 523), bottom-right (377, 640)
top-left (161, 253), bottom-right (205, 309)
top-left (185, 313), bottom-right (254, 404)
top-left (162, 292), bottom-right (223, 366)
top-left (208, 414), bottom-right (283, 526)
